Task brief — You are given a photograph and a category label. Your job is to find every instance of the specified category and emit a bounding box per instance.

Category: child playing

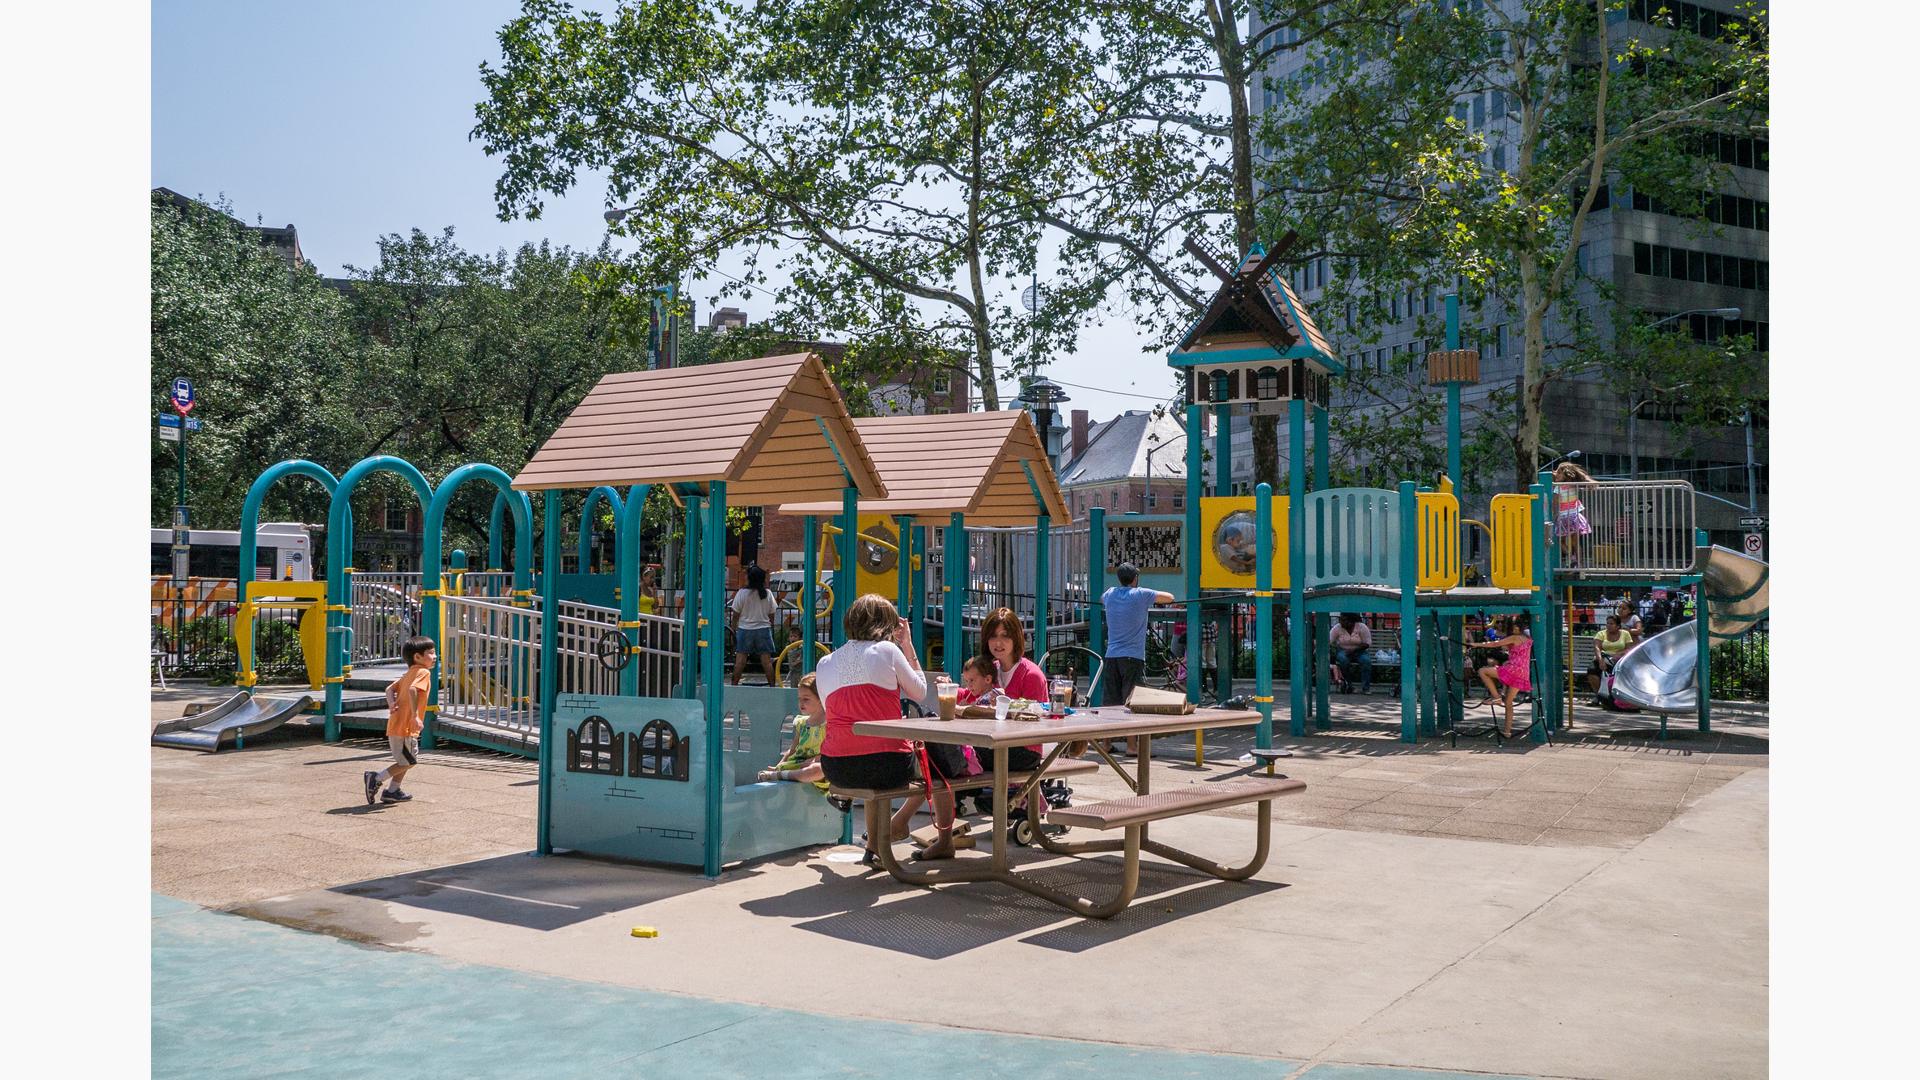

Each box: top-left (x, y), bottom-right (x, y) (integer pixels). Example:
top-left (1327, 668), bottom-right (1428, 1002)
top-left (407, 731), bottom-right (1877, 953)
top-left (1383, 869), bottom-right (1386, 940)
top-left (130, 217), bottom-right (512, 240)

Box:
top-left (1552, 462), bottom-right (1594, 567)
top-left (365, 636), bottom-right (435, 805)
top-left (757, 673), bottom-right (828, 786)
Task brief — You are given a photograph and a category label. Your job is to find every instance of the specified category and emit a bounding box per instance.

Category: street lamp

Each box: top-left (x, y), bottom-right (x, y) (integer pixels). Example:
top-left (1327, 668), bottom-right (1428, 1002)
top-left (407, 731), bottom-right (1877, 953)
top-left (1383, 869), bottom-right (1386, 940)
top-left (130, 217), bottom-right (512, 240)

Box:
top-left (1143, 428), bottom-right (1188, 511)
top-left (1017, 375), bottom-right (1070, 465)
top-left (1627, 307), bottom-right (1742, 478)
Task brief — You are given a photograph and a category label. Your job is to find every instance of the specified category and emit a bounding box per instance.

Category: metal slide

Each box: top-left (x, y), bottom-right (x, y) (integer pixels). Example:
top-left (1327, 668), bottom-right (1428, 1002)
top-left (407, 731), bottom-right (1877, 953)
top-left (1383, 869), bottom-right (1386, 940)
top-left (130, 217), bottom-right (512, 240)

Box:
top-left (1609, 546), bottom-right (1769, 714)
top-left (152, 692), bottom-right (316, 752)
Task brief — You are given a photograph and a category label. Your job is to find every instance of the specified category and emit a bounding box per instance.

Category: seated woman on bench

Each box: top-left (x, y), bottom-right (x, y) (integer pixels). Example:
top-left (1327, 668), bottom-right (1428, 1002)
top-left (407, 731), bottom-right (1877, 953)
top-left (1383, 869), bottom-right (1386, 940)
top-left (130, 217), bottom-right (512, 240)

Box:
top-left (816, 594), bottom-right (963, 863)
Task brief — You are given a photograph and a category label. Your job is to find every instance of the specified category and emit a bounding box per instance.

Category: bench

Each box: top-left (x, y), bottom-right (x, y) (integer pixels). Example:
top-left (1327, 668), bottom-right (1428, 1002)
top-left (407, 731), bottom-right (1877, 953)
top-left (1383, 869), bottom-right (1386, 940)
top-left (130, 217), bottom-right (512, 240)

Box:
top-left (1047, 775), bottom-right (1306, 831)
top-left (827, 756), bottom-right (1099, 805)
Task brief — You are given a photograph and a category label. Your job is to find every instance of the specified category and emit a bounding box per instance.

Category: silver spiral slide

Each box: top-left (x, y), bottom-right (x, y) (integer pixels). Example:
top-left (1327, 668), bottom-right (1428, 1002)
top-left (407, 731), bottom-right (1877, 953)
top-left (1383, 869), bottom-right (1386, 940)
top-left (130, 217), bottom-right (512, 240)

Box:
top-left (1608, 546), bottom-right (1769, 714)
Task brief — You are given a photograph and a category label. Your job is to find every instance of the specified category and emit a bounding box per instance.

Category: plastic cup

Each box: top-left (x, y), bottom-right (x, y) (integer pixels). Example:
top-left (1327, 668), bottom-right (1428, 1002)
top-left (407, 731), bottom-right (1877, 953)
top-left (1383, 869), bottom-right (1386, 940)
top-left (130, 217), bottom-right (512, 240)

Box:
top-left (936, 677), bottom-right (958, 721)
top-left (1049, 676), bottom-right (1073, 718)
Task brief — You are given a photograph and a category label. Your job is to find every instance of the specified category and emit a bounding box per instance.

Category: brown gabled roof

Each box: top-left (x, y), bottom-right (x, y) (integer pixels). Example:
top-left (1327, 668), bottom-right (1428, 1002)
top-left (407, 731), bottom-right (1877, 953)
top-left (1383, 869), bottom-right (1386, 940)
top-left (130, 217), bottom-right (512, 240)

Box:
top-left (511, 353), bottom-right (886, 506)
top-left (778, 410), bottom-right (1070, 526)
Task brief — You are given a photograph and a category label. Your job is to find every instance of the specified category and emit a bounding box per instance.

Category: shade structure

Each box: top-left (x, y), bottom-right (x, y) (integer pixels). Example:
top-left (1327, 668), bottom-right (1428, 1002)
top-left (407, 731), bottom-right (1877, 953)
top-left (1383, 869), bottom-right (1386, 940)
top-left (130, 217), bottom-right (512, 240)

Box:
top-left (511, 353), bottom-right (886, 505)
top-left (779, 410), bottom-right (1069, 526)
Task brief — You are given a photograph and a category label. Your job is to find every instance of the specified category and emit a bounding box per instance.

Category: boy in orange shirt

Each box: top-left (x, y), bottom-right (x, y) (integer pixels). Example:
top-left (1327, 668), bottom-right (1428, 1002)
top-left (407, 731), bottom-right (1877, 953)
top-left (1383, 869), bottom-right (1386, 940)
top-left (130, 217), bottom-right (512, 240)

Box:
top-left (365, 636), bottom-right (435, 805)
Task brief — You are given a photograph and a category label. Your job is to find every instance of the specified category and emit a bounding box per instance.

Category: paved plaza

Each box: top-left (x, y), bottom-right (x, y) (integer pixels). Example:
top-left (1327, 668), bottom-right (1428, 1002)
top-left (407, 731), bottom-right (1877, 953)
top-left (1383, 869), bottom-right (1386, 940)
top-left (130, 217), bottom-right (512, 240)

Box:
top-left (151, 687), bottom-right (1768, 1078)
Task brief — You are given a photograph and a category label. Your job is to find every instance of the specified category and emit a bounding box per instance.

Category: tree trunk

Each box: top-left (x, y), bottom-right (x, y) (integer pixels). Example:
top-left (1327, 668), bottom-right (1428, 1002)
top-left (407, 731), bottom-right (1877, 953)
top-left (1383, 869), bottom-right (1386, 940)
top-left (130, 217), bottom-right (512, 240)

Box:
top-left (1516, 251), bottom-right (1546, 491)
top-left (965, 55), bottom-right (998, 411)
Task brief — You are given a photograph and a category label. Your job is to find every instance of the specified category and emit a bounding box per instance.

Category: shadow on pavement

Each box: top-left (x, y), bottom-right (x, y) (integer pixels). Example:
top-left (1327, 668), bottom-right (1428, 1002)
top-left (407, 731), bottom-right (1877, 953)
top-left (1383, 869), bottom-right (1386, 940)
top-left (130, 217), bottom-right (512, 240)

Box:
top-left (321, 851), bottom-right (724, 932)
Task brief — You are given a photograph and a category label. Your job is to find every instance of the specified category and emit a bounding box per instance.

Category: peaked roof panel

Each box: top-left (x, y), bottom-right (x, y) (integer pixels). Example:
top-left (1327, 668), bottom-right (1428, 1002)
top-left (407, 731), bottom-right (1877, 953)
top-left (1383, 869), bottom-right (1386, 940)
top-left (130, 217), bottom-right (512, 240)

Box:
top-left (512, 353), bottom-right (886, 506)
top-left (778, 410), bottom-right (1070, 524)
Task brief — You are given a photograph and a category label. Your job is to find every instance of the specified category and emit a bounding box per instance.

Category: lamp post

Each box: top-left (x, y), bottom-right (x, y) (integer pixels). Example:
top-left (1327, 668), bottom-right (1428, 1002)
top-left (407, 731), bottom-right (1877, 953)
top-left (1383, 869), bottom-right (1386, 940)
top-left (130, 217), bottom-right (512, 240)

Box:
top-left (1627, 307), bottom-right (1741, 478)
top-left (1143, 428), bottom-right (1188, 511)
top-left (1017, 375), bottom-right (1069, 467)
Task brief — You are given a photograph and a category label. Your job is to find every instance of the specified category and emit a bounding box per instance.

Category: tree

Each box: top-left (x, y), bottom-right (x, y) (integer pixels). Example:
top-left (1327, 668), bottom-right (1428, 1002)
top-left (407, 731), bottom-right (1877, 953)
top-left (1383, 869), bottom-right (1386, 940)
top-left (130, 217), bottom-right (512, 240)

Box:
top-left (474, 0), bottom-right (1157, 409)
top-left (1254, 0), bottom-right (1769, 488)
top-left (150, 192), bottom-right (368, 528)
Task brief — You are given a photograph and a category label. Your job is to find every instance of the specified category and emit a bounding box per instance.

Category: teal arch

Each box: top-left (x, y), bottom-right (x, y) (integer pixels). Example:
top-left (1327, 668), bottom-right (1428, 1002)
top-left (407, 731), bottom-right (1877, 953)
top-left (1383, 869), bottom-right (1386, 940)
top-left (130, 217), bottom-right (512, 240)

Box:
top-left (615, 484), bottom-right (654, 695)
top-left (488, 490), bottom-right (513, 570)
top-left (579, 485), bottom-right (624, 573)
top-left (323, 456), bottom-right (434, 740)
top-left (422, 464), bottom-right (534, 749)
top-left (238, 460), bottom-right (338, 601)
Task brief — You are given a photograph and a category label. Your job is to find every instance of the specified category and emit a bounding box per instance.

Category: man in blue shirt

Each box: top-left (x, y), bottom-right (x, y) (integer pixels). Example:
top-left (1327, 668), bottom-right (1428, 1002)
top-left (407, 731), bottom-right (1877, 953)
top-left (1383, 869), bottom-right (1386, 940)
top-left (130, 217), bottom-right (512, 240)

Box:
top-left (1102, 563), bottom-right (1175, 726)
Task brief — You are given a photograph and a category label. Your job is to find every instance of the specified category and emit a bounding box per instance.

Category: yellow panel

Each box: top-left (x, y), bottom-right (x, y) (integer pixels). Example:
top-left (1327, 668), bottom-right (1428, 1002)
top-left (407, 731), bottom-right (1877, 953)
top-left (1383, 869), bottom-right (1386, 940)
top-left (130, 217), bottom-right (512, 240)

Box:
top-left (851, 514), bottom-right (902, 602)
top-left (1197, 496), bottom-right (1289, 589)
top-left (1490, 493), bottom-right (1536, 590)
top-left (1415, 491), bottom-right (1461, 588)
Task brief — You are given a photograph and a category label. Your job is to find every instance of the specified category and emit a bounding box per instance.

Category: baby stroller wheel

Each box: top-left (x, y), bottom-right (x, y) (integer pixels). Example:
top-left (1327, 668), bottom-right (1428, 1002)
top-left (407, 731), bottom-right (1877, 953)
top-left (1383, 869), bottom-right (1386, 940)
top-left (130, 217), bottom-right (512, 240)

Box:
top-left (1012, 817), bottom-right (1036, 847)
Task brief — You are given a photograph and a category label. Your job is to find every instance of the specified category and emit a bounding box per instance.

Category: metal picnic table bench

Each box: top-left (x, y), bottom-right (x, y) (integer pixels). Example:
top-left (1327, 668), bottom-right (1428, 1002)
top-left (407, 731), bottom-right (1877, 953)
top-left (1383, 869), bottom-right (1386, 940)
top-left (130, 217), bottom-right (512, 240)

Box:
top-left (847, 706), bottom-right (1305, 918)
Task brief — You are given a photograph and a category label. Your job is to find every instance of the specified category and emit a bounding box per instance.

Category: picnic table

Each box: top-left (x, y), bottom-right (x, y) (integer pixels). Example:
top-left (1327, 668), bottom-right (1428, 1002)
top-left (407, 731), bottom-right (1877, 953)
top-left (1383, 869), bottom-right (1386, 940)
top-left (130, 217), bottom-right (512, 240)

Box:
top-left (849, 706), bottom-right (1305, 918)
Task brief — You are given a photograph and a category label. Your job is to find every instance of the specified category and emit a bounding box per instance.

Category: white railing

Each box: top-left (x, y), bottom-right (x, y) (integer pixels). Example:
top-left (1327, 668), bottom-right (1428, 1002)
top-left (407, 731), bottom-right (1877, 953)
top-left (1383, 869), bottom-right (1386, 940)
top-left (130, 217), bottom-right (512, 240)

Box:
top-left (552, 599), bottom-right (683, 698)
top-left (438, 594), bottom-right (539, 740)
top-left (1558, 481), bottom-right (1697, 575)
top-left (350, 573), bottom-right (421, 663)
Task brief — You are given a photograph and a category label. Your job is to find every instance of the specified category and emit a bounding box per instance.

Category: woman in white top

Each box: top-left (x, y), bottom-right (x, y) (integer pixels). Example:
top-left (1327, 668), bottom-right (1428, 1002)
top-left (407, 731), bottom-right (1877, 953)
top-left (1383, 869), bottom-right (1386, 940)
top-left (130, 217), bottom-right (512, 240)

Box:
top-left (815, 594), bottom-right (961, 862)
top-left (729, 565), bottom-right (778, 685)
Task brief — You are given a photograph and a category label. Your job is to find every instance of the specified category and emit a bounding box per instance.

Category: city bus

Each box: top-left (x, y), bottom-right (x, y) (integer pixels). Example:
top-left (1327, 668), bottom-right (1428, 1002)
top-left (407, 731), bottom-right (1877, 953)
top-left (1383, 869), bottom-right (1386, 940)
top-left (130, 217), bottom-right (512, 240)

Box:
top-left (149, 523), bottom-right (318, 582)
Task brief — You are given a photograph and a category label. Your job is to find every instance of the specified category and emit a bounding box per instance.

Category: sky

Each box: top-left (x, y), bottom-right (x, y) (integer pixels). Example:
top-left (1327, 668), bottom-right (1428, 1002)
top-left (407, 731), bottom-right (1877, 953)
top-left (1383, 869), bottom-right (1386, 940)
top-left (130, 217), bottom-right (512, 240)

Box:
top-left (150, 0), bottom-right (1184, 421)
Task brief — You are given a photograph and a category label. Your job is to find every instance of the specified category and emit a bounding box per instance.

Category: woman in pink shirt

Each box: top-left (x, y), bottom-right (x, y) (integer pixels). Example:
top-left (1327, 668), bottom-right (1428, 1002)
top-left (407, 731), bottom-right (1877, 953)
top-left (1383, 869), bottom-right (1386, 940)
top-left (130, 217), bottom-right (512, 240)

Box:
top-left (816, 594), bottom-right (961, 861)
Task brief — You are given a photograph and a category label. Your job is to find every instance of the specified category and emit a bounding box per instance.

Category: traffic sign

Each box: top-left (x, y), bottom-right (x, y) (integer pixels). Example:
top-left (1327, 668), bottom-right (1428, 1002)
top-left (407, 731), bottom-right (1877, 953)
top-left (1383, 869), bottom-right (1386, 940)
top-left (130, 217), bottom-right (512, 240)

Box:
top-left (156, 414), bottom-right (202, 431)
top-left (1738, 515), bottom-right (1766, 527)
top-left (158, 423), bottom-right (180, 443)
top-left (1743, 532), bottom-right (1764, 555)
top-left (170, 377), bottom-right (196, 415)
top-left (171, 548), bottom-right (190, 587)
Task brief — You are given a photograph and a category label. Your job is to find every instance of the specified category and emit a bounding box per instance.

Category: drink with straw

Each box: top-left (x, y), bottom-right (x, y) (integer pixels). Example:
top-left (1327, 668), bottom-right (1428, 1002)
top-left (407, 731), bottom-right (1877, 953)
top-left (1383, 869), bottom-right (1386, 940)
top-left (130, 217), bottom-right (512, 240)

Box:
top-left (1050, 676), bottom-right (1073, 718)
top-left (935, 676), bottom-right (958, 721)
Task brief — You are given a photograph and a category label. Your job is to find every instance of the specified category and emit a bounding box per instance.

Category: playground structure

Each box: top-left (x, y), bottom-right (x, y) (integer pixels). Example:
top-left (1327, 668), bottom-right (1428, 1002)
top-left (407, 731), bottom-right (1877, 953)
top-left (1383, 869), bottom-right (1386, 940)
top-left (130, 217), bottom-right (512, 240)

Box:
top-left (153, 240), bottom-right (1768, 884)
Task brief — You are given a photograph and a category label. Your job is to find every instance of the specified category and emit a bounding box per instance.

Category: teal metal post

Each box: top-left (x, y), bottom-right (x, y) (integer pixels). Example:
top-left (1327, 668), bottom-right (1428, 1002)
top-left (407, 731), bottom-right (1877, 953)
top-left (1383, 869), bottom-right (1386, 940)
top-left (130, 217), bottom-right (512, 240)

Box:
top-left (323, 457), bottom-right (431, 742)
top-left (1288, 399), bottom-right (1307, 735)
top-left (1312, 405), bottom-right (1330, 728)
top-left (537, 490), bottom-right (560, 854)
top-left (802, 516), bottom-right (819, 674)
top-left (488, 489), bottom-right (509, 570)
top-left (1088, 507), bottom-right (1107, 705)
top-left (895, 515), bottom-right (913, 644)
top-left (1397, 482), bottom-right (1420, 742)
top-left (1528, 474), bottom-right (1552, 742)
top-left (702, 482), bottom-right (728, 877)
top-left (1255, 483), bottom-right (1274, 747)
top-left (944, 513), bottom-right (965, 678)
top-left (1695, 528), bottom-right (1712, 733)
top-left (1034, 513), bottom-right (1051, 659)
top-left (910, 525), bottom-right (929, 660)
top-left (681, 496), bottom-right (703, 698)
top-left (1215, 405), bottom-right (1234, 705)
top-left (420, 465), bottom-right (532, 751)
top-left (1444, 295), bottom-right (1463, 491)
top-left (1184, 405), bottom-right (1203, 703)
top-left (837, 488), bottom-right (857, 646)
top-left (237, 460), bottom-right (338, 604)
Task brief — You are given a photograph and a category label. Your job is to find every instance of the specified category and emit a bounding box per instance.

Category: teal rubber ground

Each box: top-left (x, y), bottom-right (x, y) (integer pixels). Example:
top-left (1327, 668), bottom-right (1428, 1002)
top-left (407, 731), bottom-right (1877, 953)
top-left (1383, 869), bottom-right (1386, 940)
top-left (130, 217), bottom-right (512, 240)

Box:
top-left (152, 893), bottom-right (1527, 1080)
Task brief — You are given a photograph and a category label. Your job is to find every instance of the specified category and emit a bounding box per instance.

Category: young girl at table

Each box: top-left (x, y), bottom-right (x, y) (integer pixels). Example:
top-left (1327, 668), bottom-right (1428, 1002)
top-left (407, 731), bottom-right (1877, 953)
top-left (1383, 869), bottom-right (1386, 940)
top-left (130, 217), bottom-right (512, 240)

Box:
top-left (757, 673), bottom-right (827, 788)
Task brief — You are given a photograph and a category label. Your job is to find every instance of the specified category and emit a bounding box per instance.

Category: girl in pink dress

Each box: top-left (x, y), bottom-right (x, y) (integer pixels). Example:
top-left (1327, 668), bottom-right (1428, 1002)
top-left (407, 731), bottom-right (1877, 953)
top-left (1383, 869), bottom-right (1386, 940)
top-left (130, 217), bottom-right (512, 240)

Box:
top-left (1469, 616), bottom-right (1533, 739)
top-left (1553, 462), bottom-right (1594, 568)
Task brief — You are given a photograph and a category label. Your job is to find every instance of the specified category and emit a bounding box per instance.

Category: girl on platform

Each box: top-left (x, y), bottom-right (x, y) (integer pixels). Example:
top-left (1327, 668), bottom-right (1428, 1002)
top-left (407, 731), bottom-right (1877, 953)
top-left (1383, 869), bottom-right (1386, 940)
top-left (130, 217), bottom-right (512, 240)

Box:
top-left (1553, 462), bottom-right (1594, 568)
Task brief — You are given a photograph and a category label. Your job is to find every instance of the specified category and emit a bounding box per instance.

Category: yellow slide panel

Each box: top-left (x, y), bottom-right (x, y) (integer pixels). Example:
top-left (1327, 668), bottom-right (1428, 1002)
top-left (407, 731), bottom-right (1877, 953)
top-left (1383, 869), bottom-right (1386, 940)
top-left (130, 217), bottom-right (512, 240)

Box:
top-left (1414, 491), bottom-right (1461, 588)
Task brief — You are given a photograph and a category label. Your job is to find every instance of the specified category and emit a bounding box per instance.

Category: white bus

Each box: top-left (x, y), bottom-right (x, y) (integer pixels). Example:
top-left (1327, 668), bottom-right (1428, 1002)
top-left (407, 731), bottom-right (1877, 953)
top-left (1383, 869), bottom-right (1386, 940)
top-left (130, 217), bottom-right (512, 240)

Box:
top-left (149, 522), bottom-right (318, 582)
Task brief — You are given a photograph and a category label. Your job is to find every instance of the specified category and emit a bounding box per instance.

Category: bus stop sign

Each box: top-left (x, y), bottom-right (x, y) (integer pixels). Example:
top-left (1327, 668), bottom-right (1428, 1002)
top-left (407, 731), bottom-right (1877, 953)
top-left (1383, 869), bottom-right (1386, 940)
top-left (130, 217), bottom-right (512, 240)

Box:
top-left (170, 377), bottom-right (195, 415)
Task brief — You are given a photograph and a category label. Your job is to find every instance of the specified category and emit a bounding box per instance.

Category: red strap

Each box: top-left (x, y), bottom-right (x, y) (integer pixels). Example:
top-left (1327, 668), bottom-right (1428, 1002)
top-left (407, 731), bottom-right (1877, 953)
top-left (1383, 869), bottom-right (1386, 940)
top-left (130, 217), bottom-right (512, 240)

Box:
top-left (914, 741), bottom-right (951, 813)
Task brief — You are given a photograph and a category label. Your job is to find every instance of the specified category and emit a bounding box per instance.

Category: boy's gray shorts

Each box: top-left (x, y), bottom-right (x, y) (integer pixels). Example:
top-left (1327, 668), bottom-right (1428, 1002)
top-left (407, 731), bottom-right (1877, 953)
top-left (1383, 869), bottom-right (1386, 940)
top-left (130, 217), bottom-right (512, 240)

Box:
top-left (388, 736), bottom-right (419, 768)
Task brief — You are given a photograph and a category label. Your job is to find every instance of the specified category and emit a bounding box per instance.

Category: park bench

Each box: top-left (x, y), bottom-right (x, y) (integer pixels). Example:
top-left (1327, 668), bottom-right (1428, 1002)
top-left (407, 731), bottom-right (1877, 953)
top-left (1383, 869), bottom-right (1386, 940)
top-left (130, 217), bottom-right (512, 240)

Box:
top-left (1046, 774), bottom-right (1305, 831)
top-left (829, 757), bottom-right (1100, 847)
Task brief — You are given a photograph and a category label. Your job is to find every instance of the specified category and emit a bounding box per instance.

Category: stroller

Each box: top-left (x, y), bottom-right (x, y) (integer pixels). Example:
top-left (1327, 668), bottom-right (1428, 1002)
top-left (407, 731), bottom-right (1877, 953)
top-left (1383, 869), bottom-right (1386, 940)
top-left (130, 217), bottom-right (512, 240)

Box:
top-left (966, 645), bottom-right (1104, 846)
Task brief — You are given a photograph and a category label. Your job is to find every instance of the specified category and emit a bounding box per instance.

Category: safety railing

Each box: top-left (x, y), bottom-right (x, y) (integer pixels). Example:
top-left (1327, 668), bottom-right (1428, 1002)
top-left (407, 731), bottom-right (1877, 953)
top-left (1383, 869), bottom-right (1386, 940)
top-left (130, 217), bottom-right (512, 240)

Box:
top-left (350, 573), bottom-right (421, 664)
top-left (1489, 494), bottom-right (1536, 589)
top-left (438, 594), bottom-right (539, 740)
top-left (552, 599), bottom-right (683, 698)
top-left (455, 571), bottom-right (516, 599)
top-left (1303, 488), bottom-right (1400, 589)
top-left (923, 522), bottom-right (1093, 640)
top-left (1414, 491), bottom-right (1460, 588)
top-left (1557, 481), bottom-right (1696, 575)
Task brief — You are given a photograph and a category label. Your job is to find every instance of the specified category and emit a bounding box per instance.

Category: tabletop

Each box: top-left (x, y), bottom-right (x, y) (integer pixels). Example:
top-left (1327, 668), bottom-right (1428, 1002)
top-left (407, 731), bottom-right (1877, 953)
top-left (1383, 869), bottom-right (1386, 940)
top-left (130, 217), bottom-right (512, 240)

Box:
top-left (852, 706), bottom-right (1262, 749)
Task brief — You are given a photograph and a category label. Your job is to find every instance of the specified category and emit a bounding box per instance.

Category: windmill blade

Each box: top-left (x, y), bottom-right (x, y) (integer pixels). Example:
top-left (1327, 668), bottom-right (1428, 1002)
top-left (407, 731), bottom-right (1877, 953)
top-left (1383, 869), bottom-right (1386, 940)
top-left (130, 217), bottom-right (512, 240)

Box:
top-left (1183, 235), bottom-right (1237, 284)
top-left (1242, 230), bottom-right (1299, 282)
